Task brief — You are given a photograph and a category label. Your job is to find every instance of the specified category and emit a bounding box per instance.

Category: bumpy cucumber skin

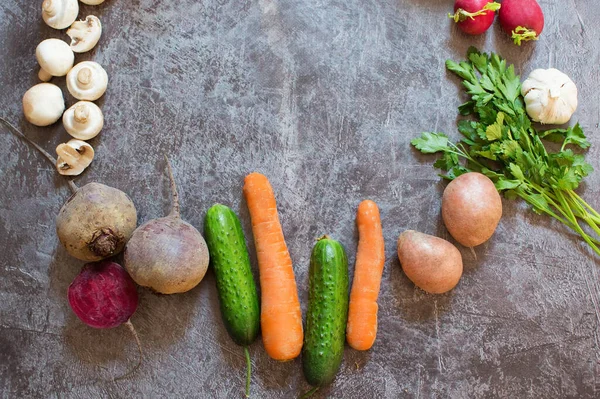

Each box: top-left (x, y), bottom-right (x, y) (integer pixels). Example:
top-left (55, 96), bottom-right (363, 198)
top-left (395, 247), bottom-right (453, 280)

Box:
top-left (204, 204), bottom-right (260, 346)
top-left (302, 237), bottom-right (349, 387)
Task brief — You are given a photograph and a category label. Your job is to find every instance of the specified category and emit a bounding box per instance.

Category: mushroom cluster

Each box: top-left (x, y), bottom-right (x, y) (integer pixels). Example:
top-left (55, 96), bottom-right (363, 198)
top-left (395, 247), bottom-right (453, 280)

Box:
top-left (21, 1), bottom-right (110, 176)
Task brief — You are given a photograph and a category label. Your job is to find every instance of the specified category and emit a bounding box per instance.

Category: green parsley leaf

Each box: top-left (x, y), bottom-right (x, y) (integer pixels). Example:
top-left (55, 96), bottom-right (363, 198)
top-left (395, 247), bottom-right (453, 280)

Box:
top-left (411, 132), bottom-right (449, 153)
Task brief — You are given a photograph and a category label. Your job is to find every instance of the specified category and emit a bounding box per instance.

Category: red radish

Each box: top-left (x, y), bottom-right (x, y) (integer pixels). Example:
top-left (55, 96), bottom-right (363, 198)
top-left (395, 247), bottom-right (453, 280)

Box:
top-left (68, 261), bottom-right (138, 329)
top-left (68, 260), bottom-right (143, 377)
top-left (498, 0), bottom-right (544, 45)
top-left (449, 0), bottom-right (501, 35)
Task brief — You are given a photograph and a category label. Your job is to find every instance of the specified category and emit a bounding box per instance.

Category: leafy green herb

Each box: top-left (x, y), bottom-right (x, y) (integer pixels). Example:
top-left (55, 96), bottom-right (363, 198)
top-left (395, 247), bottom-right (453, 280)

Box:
top-left (412, 47), bottom-right (600, 256)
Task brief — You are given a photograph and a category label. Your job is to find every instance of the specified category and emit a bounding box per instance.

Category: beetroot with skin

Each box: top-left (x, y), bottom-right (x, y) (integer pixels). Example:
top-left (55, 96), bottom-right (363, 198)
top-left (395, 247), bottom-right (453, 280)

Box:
top-left (68, 261), bottom-right (139, 329)
top-left (498, 0), bottom-right (544, 45)
top-left (124, 159), bottom-right (209, 295)
top-left (450, 0), bottom-right (499, 35)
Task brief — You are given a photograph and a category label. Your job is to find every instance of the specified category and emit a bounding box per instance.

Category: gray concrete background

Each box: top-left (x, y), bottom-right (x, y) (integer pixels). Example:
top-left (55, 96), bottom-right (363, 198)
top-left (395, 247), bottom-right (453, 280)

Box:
top-left (1, 0), bottom-right (599, 397)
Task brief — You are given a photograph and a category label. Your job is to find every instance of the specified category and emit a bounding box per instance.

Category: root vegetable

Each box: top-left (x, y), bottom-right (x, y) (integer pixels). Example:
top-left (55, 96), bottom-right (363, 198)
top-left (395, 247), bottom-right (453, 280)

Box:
top-left (346, 200), bottom-right (385, 351)
top-left (68, 260), bottom-right (143, 378)
top-left (57, 182), bottom-right (138, 261)
top-left (442, 172), bottom-right (502, 247)
top-left (68, 261), bottom-right (138, 329)
top-left (1, 118), bottom-right (138, 261)
top-left (498, 0), bottom-right (544, 45)
top-left (449, 0), bottom-right (500, 36)
top-left (397, 230), bottom-right (463, 294)
top-left (124, 158), bottom-right (209, 294)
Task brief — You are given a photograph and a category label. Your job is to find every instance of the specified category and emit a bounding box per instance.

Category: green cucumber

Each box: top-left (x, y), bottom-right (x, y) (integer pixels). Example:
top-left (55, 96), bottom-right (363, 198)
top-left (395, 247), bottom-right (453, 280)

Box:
top-left (302, 236), bottom-right (349, 388)
top-left (204, 204), bottom-right (260, 397)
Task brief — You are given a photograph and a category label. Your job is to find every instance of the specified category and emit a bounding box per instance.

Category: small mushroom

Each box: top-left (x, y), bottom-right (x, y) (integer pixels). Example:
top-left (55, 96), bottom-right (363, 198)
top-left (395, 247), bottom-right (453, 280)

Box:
top-left (63, 101), bottom-right (104, 140)
top-left (42, 0), bottom-right (79, 30)
top-left (36, 39), bottom-right (74, 80)
top-left (66, 61), bottom-right (108, 101)
top-left (22, 83), bottom-right (65, 126)
top-left (56, 139), bottom-right (95, 176)
top-left (67, 16), bottom-right (102, 53)
top-left (80, 0), bottom-right (105, 4)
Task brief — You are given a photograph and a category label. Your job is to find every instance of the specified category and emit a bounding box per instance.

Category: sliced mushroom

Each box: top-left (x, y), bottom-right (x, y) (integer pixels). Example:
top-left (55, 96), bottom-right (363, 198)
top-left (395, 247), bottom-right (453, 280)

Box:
top-left (56, 139), bottom-right (95, 176)
top-left (36, 39), bottom-right (74, 79)
top-left (80, 0), bottom-right (105, 4)
top-left (22, 83), bottom-right (65, 126)
top-left (67, 16), bottom-right (102, 53)
top-left (66, 61), bottom-right (108, 101)
top-left (42, 0), bottom-right (79, 30)
top-left (63, 101), bottom-right (104, 140)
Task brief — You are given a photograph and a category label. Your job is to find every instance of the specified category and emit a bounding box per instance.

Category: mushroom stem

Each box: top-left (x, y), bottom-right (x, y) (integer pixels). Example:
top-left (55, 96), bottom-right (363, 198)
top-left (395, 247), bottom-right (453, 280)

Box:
top-left (73, 103), bottom-right (90, 124)
top-left (77, 67), bottom-right (93, 86)
top-left (38, 68), bottom-right (52, 82)
top-left (0, 117), bottom-right (78, 194)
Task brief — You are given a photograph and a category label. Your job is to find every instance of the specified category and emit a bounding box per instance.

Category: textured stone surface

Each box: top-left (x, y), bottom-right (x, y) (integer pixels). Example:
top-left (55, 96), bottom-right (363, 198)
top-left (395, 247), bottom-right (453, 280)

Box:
top-left (1, 0), bottom-right (599, 397)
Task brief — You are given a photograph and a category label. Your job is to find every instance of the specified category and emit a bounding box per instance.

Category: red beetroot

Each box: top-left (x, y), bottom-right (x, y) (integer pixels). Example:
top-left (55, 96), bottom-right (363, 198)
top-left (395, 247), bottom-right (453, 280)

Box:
top-left (68, 261), bottom-right (138, 329)
top-left (449, 0), bottom-right (500, 35)
top-left (498, 0), bottom-right (544, 45)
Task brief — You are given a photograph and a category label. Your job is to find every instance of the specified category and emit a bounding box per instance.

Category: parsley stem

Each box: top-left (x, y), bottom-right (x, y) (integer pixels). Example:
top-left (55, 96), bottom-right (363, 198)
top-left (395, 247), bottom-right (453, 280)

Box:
top-left (555, 191), bottom-right (600, 256)
top-left (569, 191), bottom-right (600, 221)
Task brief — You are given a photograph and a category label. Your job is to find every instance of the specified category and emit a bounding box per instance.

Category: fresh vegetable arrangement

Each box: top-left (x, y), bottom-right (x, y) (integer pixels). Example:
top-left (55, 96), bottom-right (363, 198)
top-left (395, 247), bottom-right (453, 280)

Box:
top-left (412, 48), bottom-right (600, 256)
top-left (3, 0), bottom-right (599, 396)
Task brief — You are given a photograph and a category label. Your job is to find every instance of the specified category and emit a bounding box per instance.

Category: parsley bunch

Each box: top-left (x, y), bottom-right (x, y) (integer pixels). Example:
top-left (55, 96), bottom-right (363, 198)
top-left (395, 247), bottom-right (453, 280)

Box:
top-left (412, 47), bottom-right (600, 256)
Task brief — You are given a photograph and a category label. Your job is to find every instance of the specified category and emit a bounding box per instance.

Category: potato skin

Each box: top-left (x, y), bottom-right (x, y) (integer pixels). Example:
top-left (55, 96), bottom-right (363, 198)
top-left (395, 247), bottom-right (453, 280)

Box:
top-left (56, 183), bottom-right (137, 261)
top-left (442, 172), bottom-right (502, 247)
top-left (124, 217), bottom-right (209, 294)
top-left (397, 230), bottom-right (463, 294)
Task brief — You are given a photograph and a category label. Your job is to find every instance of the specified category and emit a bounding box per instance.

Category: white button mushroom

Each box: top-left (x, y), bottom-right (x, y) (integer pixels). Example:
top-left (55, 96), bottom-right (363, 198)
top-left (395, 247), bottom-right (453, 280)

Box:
top-left (22, 83), bottom-right (65, 126)
top-left (80, 0), bottom-right (105, 4)
top-left (63, 101), bottom-right (104, 140)
top-left (521, 68), bottom-right (578, 125)
top-left (42, 0), bottom-right (79, 30)
top-left (36, 39), bottom-right (74, 81)
top-left (56, 139), bottom-right (95, 176)
top-left (66, 61), bottom-right (108, 101)
top-left (67, 16), bottom-right (102, 53)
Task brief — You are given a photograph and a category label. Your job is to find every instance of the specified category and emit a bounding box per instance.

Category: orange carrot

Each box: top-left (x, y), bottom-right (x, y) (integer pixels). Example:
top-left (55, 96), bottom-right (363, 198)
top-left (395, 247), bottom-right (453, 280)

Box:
top-left (243, 172), bottom-right (303, 361)
top-left (346, 200), bottom-right (385, 351)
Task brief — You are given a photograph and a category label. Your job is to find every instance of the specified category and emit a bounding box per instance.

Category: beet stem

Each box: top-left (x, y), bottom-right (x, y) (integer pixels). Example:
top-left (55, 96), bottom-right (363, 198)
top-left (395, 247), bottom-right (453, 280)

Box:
top-left (114, 320), bottom-right (143, 381)
top-left (0, 117), bottom-right (78, 194)
top-left (164, 155), bottom-right (180, 218)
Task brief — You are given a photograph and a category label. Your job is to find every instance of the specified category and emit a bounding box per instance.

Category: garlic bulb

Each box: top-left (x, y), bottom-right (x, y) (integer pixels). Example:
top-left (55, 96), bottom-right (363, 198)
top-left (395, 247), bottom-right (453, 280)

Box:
top-left (521, 68), bottom-right (578, 125)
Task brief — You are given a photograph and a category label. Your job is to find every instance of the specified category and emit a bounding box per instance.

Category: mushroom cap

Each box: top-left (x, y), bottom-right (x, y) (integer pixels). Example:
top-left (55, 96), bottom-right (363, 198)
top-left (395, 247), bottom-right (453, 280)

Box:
top-left (42, 0), bottom-right (79, 30)
top-left (80, 0), bottom-right (105, 4)
top-left (67, 16), bottom-right (102, 53)
top-left (22, 83), bottom-right (65, 126)
top-left (56, 139), bottom-right (95, 176)
top-left (63, 101), bottom-right (104, 140)
top-left (66, 61), bottom-right (108, 101)
top-left (36, 39), bottom-right (74, 77)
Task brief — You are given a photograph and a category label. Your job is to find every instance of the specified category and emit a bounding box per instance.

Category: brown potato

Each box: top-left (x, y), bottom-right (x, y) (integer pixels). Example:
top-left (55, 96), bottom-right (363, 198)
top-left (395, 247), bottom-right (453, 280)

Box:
top-left (442, 172), bottom-right (502, 247)
top-left (397, 230), bottom-right (463, 294)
